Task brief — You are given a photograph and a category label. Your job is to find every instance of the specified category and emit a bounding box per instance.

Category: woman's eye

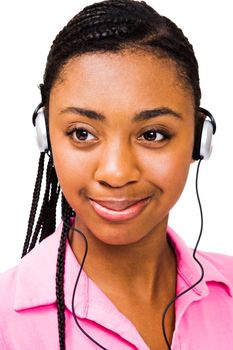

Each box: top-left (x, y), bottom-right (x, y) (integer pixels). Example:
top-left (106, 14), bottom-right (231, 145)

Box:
top-left (139, 129), bottom-right (169, 142)
top-left (67, 128), bottom-right (96, 143)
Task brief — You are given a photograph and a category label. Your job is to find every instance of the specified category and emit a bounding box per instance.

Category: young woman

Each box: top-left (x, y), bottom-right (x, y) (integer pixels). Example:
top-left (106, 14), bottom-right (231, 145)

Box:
top-left (0, 1), bottom-right (232, 349)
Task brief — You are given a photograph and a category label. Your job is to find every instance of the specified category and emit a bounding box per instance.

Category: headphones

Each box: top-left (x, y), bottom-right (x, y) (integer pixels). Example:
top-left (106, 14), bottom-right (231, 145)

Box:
top-left (192, 107), bottom-right (217, 160)
top-left (32, 103), bottom-right (49, 153)
top-left (32, 104), bottom-right (217, 160)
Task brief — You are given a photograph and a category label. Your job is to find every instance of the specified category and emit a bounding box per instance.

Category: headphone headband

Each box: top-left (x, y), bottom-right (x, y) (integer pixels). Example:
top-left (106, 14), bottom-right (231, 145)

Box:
top-left (32, 103), bottom-right (44, 126)
top-left (198, 107), bottom-right (217, 134)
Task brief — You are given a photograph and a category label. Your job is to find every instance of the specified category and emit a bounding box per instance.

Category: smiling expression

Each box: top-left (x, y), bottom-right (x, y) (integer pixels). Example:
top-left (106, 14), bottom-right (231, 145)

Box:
top-left (49, 50), bottom-right (195, 245)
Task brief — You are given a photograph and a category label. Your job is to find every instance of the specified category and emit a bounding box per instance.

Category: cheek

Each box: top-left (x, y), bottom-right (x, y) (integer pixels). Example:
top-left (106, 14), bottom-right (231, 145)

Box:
top-left (51, 140), bottom-right (97, 198)
top-left (143, 147), bottom-right (191, 201)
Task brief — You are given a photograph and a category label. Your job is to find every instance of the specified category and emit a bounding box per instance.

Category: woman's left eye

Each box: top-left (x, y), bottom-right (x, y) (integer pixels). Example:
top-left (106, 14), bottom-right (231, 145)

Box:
top-left (138, 129), bottom-right (170, 142)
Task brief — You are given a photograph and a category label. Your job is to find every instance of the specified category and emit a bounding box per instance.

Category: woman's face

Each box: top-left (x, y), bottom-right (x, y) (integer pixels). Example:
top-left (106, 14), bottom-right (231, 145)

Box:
top-left (49, 50), bottom-right (195, 245)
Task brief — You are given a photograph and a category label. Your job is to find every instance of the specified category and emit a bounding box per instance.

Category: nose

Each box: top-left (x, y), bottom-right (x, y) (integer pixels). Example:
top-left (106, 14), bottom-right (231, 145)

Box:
top-left (94, 139), bottom-right (140, 188)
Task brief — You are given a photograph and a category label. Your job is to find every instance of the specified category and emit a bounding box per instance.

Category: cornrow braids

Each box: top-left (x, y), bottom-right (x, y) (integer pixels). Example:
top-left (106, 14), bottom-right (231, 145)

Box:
top-left (41, 0), bottom-right (201, 112)
top-left (56, 194), bottom-right (73, 350)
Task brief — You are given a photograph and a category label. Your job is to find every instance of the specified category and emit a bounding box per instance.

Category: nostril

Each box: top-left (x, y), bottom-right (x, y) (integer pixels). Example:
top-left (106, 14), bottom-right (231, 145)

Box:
top-left (98, 179), bottom-right (137, 188)
top-left (99, 180), bottom-right (114, 188)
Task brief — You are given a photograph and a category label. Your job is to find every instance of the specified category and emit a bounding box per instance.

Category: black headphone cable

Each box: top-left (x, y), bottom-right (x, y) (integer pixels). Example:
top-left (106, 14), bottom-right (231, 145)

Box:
top-left (63, 220), bottom-right (108, 350)
top-left (161, 158), bottom-right (205, 349)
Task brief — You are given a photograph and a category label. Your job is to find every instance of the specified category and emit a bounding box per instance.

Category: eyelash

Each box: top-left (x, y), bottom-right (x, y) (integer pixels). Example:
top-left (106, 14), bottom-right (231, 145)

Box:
top-left (138, 128), bottom-right (171, 143)
top-left (66, 128), bottom-right (97, 144)
top-left (66, 127), bottom-right (172, 145)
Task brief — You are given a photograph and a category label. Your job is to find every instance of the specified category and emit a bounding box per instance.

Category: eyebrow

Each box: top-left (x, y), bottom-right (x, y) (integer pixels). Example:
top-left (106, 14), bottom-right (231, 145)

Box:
top-left (60, 106), bottom-right (182, 122)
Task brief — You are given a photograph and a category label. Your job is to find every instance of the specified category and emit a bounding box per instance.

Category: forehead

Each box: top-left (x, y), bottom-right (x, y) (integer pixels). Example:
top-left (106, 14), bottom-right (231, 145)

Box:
top-left (50, 50), bottom-right (194, 114)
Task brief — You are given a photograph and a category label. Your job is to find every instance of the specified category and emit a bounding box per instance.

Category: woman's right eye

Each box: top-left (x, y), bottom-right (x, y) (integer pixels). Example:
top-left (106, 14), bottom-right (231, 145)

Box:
top-left (66, 127), bottom-right (97, 143)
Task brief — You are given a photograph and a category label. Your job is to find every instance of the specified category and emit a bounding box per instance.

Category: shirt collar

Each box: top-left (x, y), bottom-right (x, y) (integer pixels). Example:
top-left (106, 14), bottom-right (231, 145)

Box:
top-left (14, 223), bottom-right (233, 313)
top-left (14, 222), bottom-right (88, 316)
top-left (167, 226), bottom-right (233, 298)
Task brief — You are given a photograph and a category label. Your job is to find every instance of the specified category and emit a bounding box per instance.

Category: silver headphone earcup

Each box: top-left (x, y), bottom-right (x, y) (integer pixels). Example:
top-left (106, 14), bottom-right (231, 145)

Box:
top-left (200, 120), bottom-right (214, 160)
top-left (35, 109), bottom-right (49, 152)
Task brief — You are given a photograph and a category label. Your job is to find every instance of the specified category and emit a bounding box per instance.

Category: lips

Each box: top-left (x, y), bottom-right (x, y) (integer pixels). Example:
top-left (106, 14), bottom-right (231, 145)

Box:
top-left (88, 196), bottom-right (152, 221)
top-left (89, 197), bottom-right (150, 211)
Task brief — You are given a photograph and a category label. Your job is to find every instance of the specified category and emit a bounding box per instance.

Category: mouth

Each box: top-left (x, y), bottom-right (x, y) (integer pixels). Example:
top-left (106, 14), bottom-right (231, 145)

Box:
top-left (88, 196), bottom-right (152, 222)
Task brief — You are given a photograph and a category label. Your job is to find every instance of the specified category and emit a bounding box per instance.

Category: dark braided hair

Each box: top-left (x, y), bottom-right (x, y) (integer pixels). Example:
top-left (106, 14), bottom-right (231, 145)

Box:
top-left (22, 155), bottom-right (60, 256)
top-left (56, 194), bottom-right (74, 349)
top-left (40, 0), bottom-right (201, 111)
top-left (22, 1), bottom-right (202, 349)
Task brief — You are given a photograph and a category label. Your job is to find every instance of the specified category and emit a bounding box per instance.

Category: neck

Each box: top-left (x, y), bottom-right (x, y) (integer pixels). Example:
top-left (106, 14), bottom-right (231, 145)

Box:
top-left (68, 216), bottom-right (177, 303)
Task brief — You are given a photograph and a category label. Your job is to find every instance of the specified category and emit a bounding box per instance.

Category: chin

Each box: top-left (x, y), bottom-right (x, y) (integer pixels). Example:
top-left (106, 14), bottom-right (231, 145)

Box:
top-left (90, 226), bottom-right (149, 246)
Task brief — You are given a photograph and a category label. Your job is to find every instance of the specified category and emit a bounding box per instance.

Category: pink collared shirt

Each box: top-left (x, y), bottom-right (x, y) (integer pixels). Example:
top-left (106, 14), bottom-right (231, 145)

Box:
top-left (0, 223), bottom-right (233, 349)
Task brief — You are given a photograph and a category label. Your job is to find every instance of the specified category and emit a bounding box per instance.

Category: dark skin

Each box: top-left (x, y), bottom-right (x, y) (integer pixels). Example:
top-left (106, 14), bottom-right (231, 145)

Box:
top-left (49, 49), bottom-right (195, 349)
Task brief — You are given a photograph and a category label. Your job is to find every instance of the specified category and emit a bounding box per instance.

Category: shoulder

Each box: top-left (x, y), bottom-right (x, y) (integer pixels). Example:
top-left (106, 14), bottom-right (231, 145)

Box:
top-left (167, 227), bottom-right (233, 296)
top-left (196, 249), bottom-right (233, 294)
top-left (0, 265), bottom-right (18, 301)
top-left (0, 266), bottom-right (18, 319)
top-left (0, 230), bottom-right (61, 348)
top-left (0, 266), bottom-right (18, 343)
top-left (197, 249), bottom-right (233, 275)
top-left (0, 264), bottom-right (18, 282)
top-left (0, 225), bottom-right (61, 311)
top-left (198, 248), bottom-right (233, 263)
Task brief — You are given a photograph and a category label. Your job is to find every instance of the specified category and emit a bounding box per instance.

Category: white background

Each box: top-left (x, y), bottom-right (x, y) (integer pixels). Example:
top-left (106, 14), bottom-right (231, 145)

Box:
top-left (0, 0), bottom-right (232, 273)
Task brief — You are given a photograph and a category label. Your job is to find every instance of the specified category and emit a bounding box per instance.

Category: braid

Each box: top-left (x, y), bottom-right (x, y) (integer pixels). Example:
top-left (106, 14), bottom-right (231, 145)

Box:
top-left (22, 156), bottom-right (61, 257)
top-left (23, 157), bottom-right (72, 350)
top-left (28, 157), bottom-right (53, 250)
top-left (21, 153), bottom-right (45, 258)
top-left (40, 164), bottom-right (60, 242)
top-left (55, 194), bottom-right (73, 350)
